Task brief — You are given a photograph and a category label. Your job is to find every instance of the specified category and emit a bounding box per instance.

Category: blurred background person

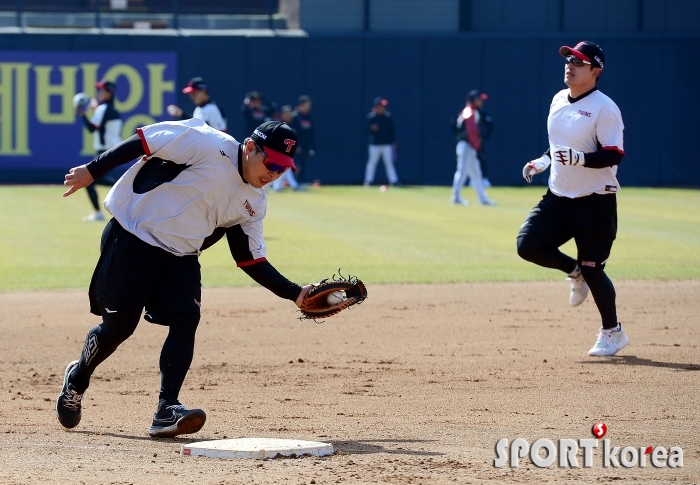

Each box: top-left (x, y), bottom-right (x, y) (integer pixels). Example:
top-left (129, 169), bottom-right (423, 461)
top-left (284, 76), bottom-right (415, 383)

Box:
top-left (76, 79), bottom-right (122, 222)
top-left (167, 77), bottom-right (227, 132)
top-left (241, 91), bottom-right (276, 137)
top-left (363, 97), bottom-right (400, 187)
top-left (290, 95), bottom-right (316, 184)
top-left (451, 90), bottom-right (495, 206)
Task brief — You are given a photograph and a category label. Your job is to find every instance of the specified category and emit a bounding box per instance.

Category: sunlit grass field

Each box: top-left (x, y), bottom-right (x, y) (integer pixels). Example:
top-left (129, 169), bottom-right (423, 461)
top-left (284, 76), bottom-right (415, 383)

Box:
top-left (0, 185), bottom-right (699, 291)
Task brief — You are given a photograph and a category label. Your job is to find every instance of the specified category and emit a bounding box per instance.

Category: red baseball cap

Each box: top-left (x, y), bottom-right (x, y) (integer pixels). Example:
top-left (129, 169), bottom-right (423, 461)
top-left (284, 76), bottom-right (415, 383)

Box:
top-left (559, 41), bottom-right (605, 69)
top-left (182, 77), bottom-right (207, 94)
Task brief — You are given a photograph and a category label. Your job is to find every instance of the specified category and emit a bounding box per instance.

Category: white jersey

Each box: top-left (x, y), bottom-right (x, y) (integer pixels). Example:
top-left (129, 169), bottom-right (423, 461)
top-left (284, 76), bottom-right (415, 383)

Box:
top-left (104, 118), bottom-right (267, 257)
top-left (193, 102), bottom-right (227, 132)
top-left (547, 89), bottom-right (624, 198)
top-left (90, 103), bottom-right (122, 151)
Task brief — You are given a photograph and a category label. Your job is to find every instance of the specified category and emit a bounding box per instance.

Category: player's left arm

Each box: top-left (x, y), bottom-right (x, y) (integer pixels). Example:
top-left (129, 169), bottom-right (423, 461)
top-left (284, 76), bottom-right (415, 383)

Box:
top-left (584, 102), bottom-right (625, 168)
top-left (553, 103), bottom-right (625, 168)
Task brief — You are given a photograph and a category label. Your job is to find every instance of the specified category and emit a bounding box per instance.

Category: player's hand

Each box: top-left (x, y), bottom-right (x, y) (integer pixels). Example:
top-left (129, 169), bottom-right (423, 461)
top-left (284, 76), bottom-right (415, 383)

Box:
top-left (167, 104), bottom-right (183, 118)
top-left (75, 106), bottom-right (86, 117)
top-left (295, 284), bottom-right (314, 307)
top-left (63, 165), bottom-right (94, 197)
top-left (523, 154), bottom-right (551, 183)
top-left (552, 145), bottom-right (585, 166)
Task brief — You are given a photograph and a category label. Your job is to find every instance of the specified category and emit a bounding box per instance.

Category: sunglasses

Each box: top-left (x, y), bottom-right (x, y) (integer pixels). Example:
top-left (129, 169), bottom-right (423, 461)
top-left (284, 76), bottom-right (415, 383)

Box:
top-left (565, 55), bottom-right (592, 67)
top-left (253, 142), bottom-right (288, 174)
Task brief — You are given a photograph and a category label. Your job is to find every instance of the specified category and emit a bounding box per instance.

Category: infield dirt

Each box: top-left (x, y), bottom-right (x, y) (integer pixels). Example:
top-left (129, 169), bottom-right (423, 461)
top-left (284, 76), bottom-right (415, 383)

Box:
top-left (0, 280), bottom-right (698, 484)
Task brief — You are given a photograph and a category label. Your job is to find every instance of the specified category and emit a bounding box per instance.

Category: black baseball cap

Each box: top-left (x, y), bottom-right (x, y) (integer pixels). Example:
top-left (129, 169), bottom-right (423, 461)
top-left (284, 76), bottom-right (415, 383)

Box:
top-left (468, 89), bottom-right (488, 102)
top-left (251, 121), bottom-right (298, 172)
top-left (95, 79), bottom-right (116, 93)
top-left (559, 41), bottom-right (605, 69)
top-left (182, 77), bottom-right (207, 93)
top-left (373, 97), bottom-right (388, 107)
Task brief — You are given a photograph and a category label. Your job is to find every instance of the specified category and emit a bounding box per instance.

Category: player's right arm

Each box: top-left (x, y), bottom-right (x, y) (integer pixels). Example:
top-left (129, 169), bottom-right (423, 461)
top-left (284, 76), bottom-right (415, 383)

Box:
top-left (63, 134), bottom-right (145, 197)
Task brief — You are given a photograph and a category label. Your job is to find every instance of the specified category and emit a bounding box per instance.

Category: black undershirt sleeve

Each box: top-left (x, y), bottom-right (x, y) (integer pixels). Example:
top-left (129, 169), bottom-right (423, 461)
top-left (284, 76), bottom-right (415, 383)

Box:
top-left (85, 135), bottom-right (145, 180)
top-left (240, 261), bottom-right (302, 302)
top-left (583, 149), bottom-right (624, 169)
top-left (81, 115), bottom-right (96, 133)
top-left (200, 225), bottom-right (302, 302)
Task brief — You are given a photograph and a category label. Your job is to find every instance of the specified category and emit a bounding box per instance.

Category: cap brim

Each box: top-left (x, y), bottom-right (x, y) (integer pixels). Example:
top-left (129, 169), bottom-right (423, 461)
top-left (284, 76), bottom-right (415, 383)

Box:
top-left (182, 87), bottom-right (198, 94)
top-left (265, 148), bottom-right (297, 173)
top-left (559, 45), bottom-right (591, 62)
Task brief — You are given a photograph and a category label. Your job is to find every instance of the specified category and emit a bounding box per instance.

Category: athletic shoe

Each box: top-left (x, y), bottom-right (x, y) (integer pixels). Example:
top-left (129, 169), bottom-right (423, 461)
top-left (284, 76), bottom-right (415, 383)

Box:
top-left (588, 325), bottom-right (629, 356)
top-left (566, 274), bottom-right (589, 306)
top-left (148, 403), bottom-right (206, 438)
top-left (452, 199), bottom-right (469, 206)
top-left (82, 211), bottom-right (105, 222)
top-left (56, 360), bottom-right (83, 429)
top-left (479, 198), bottom-right (497, 206)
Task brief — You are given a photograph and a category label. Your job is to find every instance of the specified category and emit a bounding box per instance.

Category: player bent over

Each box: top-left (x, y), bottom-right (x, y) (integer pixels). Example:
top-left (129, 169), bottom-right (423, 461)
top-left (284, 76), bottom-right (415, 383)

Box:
top-left (57, 119), bottom-right (313, 437)
top-left (517, 41), bottom-right (628, 357)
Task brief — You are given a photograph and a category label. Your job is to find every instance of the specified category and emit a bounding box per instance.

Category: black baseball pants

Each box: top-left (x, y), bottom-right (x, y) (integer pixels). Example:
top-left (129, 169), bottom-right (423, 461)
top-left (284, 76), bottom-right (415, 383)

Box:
top-left (516, 190), bottom-right (618, 328)
top-left (71, 219), bottom-right (202, 404)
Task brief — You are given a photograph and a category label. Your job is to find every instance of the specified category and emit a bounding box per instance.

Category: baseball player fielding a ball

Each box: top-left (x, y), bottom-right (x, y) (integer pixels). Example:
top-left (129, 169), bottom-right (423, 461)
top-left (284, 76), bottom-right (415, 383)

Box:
top-left (517, 41), bottom-right (628, 357)
top-left (57, 119), bottom-right (324, 438)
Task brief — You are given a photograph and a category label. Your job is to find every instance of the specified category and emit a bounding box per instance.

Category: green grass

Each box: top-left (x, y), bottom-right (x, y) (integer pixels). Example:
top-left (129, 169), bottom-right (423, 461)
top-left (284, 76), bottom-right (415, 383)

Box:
top-left (0, 185), bottom-right (699, 292)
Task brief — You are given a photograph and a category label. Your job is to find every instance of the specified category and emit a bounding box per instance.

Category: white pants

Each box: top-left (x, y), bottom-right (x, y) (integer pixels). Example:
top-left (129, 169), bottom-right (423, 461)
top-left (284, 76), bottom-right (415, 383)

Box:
top-left (272, 169), bottom-right (299, 191)
top-left (364, 144), bottom-right (398, 185)
top-left (452, 140), bottom-right (487, 203)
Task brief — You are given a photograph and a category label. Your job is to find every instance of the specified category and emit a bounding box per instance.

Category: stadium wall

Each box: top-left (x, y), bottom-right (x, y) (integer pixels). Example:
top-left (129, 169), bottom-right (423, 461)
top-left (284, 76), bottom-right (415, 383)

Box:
top-left (0, 32), bottom-right (698, 187)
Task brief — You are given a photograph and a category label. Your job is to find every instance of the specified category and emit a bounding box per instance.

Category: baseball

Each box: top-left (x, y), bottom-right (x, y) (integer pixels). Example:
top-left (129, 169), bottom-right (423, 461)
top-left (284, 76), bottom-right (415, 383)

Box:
top-left (326, 290), bottom-right (345, 305)
top-left (380, 184), bottom-right (388, 192)
top-left (167, 104), bottom-right (180, 117)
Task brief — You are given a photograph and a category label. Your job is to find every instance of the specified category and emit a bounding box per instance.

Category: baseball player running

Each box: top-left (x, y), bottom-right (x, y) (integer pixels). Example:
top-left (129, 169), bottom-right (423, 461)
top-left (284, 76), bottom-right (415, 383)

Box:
top-left (57, 119), bottom-right (315, 438)
top-left (167, 77), bottom-right (227, 132)
top-left (517, 41), bottom-right (627, 357)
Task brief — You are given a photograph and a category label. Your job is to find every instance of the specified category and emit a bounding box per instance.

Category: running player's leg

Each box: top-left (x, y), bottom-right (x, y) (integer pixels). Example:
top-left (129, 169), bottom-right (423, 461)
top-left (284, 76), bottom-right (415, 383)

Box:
top-left (516, 191), bottom-right (577, 273)
top-left (86, 183), bottom-right (100, 212)
top-left (380, 145), bottom-right (399, 185)
top-left (364, 145), bottom-right (381, 185)
top-left (451, 141), bottom-right (469, 203)
top-left (71, 221), bottom-right (159, 393)
top-left (158, 311), bottom-right (200, 405)
top-left (573, 194), bottom-right (618, 329)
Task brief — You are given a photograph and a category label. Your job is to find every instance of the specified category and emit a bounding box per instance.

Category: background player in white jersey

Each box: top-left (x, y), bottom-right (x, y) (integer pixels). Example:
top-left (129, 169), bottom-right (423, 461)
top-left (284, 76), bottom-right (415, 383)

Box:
top-left (76, 79), bottom-right (123, 221)
top-left (167, 77), bottom-right (227, 132)
top-left (56, 119), bottom-right (315, 438)
top-left (451, 90), bottom-right (496, 206)
top-left (517, 41), bottom-right (627, 357)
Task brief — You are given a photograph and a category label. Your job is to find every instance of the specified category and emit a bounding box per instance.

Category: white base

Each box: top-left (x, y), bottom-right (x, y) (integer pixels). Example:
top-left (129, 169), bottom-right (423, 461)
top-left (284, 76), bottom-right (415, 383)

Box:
top-left (181, 438), bottom-right (334, 460)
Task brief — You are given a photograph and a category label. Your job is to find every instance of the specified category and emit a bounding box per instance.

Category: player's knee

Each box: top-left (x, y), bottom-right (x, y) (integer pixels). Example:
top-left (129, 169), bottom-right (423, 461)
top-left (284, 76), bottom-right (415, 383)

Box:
top-left (516, 235), bottom-right (541, 262)
top-left (579, 261), bottom-right (605, 280)
top-left (166, 311), bottom-right (200, 332)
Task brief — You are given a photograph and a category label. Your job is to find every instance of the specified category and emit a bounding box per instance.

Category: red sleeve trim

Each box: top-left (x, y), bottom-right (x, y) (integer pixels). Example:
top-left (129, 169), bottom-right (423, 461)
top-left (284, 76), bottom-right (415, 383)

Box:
top-left (602, 146), bottom-right (625, 155)
top-left (236, 257), bottom-right (267, 267)
top-left (136, 127), bottom-right (152, 156)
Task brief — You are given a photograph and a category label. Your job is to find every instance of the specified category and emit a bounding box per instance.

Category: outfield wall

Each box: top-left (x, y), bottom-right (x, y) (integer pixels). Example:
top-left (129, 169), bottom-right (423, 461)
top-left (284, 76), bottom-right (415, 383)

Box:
top-left (1, 32), bottom-right (698, 187)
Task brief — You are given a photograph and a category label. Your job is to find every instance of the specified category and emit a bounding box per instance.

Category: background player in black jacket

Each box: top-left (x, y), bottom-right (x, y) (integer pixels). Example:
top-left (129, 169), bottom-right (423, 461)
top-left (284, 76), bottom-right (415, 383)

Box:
top-left (363, 97), bottom-right (400, 187)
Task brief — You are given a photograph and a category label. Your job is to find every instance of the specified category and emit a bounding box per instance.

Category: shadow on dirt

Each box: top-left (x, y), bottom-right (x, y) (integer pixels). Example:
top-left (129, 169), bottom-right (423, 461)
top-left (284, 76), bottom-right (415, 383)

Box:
top-left (330, 438), bottom-right (443, 456)
top-left (577, 354), bottom-right (700, 371)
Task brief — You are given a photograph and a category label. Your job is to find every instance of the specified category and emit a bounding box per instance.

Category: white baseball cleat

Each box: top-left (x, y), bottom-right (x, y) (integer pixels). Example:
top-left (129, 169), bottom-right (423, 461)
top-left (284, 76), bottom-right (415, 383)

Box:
top-left (82, 211), bottom-right (105, 222)
top-left (479, 198), bottom-right (497, 206)
top-left (588, 325), bottom-right (629, 356)
top-left (566, 274), bottom-right (589, 306)
top-left (452, 199), bottom-right (469, 206)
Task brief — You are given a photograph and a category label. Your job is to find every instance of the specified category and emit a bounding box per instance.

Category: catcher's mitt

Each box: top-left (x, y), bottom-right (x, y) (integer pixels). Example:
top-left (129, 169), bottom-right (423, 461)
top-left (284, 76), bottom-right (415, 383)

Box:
top-left (299, 271), bottom-right (367, 322)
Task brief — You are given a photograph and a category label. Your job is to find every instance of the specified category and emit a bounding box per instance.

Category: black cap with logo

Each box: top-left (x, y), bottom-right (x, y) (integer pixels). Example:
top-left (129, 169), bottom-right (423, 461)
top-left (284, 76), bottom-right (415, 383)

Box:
top-left (373, 97), bottom-right (388, 107)
top-left (251, 121), bottom-right (298, 172)
top-left (468, 89), bottom-right (488, 102)
top-left (559, 41), bottom-right (605, 69)
top-left (182, 77), bottom-right (207, 94)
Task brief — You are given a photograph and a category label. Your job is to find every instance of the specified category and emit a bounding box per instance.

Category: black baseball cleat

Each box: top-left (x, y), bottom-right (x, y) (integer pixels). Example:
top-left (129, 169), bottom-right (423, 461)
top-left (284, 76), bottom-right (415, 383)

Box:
top-left (56, 360), bottom-right (84, 429)
top-left (148, 403), bottom-right (206, 438)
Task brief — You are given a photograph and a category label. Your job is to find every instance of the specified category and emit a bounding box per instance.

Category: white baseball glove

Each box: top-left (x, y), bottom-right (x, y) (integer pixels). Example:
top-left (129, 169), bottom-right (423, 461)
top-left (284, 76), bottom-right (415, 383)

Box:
top-left (552, 145), bottom-right (585, 166)
top-left (522, 154), bottom-right (551, 183)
